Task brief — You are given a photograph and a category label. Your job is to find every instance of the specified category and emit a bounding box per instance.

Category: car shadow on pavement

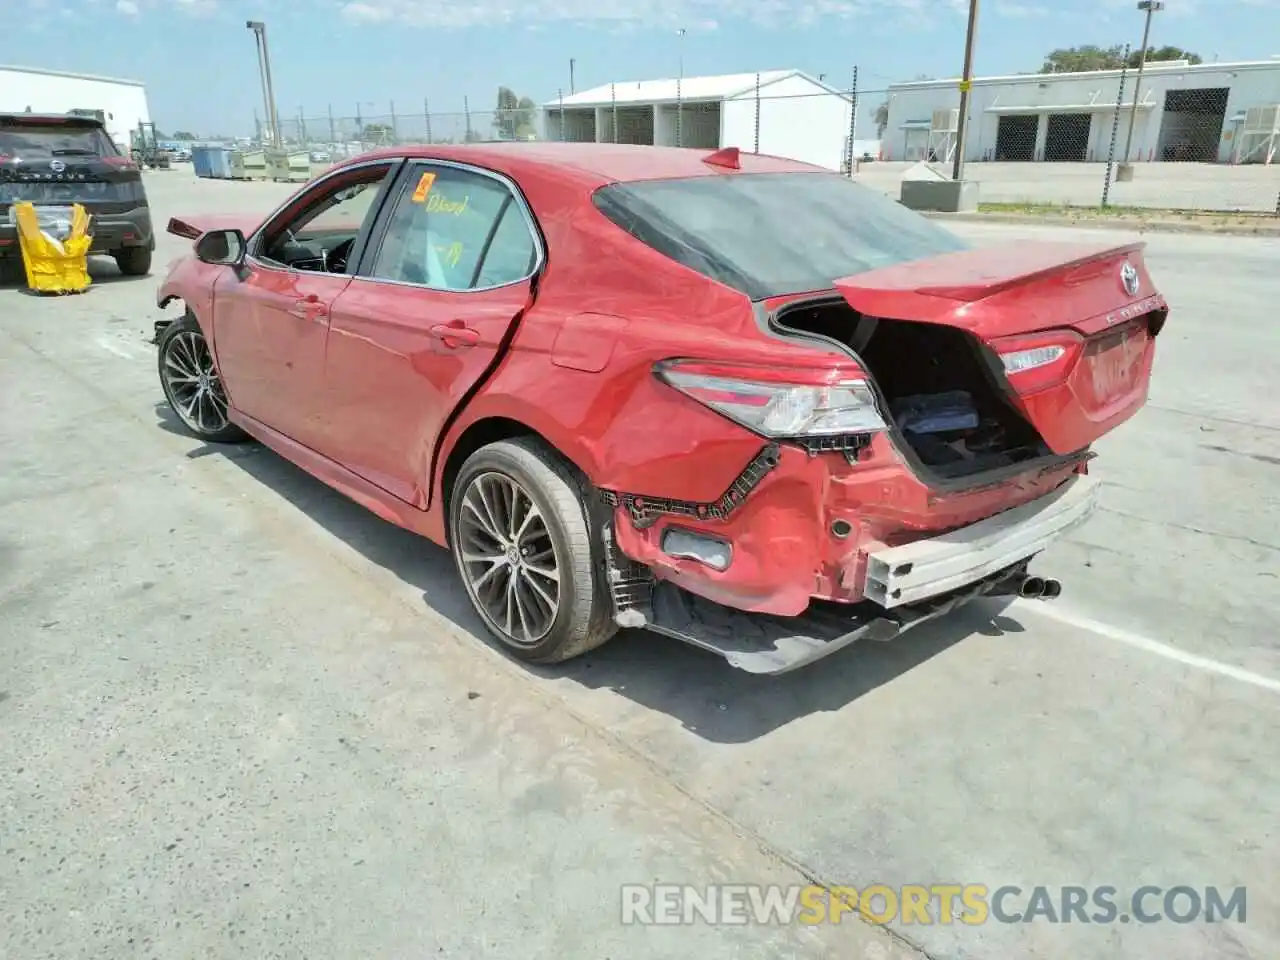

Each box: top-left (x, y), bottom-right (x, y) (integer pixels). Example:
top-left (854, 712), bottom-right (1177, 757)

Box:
top-left (161, 408), bottom-right (1026, 742)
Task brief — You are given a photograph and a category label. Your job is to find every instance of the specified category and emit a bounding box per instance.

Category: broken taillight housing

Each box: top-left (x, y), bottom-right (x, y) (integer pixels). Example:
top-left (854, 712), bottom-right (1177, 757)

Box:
top-left (991, 331), bottom-right (1084, 395)
top-left (655, 359), bottom-right (886, 437)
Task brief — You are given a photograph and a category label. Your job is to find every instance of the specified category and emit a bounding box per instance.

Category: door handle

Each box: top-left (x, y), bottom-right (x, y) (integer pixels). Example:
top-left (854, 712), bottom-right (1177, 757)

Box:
top-left (429, 322), bottom-right (479, 348)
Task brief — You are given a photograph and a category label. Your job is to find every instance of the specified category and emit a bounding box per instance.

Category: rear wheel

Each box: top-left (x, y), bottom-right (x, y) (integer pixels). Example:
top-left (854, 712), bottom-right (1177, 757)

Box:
top-left (114, 246), bottom-right (152, 277)
top-left (449, 438), bottom-right (616, 664)
top-left (157, 313), bottom-right (245, 443)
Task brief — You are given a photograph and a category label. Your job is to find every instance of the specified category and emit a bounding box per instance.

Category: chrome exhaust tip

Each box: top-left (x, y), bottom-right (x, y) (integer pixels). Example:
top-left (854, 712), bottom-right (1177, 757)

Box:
top-left (1039, 578), bottom-right (1062, 600)
top-left (1018, 576), bottom-right (1046, 599)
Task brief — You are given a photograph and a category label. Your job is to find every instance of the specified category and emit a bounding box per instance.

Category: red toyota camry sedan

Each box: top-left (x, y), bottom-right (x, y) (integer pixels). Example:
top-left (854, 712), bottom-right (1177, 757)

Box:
top-left (155, 143), bottom-right (1166, 674)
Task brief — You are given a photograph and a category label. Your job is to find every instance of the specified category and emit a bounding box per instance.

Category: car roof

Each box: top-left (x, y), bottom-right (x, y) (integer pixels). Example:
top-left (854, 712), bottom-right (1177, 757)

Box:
top-left (0, 112), bottom-right (106, 127)
top-left (343, 141), bottom-right (823, 189)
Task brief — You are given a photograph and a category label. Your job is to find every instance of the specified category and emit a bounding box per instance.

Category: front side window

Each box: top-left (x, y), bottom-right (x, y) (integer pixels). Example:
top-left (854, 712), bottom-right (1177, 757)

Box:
top-left (257, 165), bottom-right (392, 272)
top-left (593, 171), bottom-right (970, 300)
top-left (368, 164), bottom-right (537, 291)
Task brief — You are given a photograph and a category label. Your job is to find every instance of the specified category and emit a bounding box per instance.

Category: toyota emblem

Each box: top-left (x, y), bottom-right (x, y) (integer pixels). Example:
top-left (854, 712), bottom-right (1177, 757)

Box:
top-left (49, 159), bottom-right (66, 173)
top-left (1120, 261), bottom-right (1140, 297)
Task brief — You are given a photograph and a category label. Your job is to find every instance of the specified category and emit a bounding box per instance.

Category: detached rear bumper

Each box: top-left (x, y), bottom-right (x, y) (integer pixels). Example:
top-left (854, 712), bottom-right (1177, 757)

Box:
top-left (864, 475), bottom-right (1099, 609)
top-left (611, 472), bottom-right (1099, 674)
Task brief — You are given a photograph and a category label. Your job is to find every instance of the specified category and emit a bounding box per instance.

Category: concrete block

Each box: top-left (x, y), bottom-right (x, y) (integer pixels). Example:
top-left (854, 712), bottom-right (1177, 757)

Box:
top-left (899, 178), bottom-right (980, 213)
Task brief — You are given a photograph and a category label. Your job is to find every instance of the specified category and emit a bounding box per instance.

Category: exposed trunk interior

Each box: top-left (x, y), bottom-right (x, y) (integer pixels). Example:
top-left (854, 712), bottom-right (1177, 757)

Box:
top-left (774, 299), bottom-right (1053, 480)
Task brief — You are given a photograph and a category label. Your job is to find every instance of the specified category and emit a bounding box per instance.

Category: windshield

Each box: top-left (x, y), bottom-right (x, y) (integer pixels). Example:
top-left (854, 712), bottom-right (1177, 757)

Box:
top-left (0, 121), bottom-right (119, 160)
top-left (593, 171), bottom-right (970, 300)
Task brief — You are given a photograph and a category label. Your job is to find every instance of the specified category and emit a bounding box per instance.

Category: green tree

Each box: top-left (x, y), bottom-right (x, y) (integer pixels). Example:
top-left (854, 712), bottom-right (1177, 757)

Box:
top-left (361, 122), bottom-right (394, 144)
top-left (874, 101), bottom-right (889, 138)
top-left (495, 87), bottom-right (537, 140)
top-left (171, 130), bottom-right (197, 140)
top-left (1128, 45), bottom-right (1201, 68)
top-left (1040, 44), bottom-right (1201, 73)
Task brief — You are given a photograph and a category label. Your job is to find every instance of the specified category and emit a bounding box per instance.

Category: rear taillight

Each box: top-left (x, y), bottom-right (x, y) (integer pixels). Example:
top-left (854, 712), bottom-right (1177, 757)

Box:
top-left (991, 331), bottom-right (1083, 395)
top-left (655, 359), bottom-right (886, 437)
top-left (103, 156), bottom-right (137, 171)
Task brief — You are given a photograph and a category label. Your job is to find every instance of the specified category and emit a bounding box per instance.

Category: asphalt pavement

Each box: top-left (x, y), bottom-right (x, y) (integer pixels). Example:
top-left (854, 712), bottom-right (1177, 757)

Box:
top-left (1, 170), bottom-right (1277, 960)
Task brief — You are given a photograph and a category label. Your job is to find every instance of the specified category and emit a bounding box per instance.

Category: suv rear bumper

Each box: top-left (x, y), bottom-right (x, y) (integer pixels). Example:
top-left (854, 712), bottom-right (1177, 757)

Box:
top-left (0, 205), bottom-right (154, 257)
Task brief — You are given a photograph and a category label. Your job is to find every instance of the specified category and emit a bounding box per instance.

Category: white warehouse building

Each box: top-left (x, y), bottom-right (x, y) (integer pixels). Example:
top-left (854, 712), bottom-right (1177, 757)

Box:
top-left (883, 59), bottom-right (1280, 165)
top-left (0, 64), bottom-right (152, 153)
top-left (541, 70), bottom-right (855, 171)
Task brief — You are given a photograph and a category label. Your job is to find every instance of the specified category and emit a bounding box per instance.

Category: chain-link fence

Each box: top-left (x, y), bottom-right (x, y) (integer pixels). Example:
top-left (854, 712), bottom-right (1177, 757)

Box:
top-left (263, 76), bottom-right (883, 179)
top-left (865, 48), bottom-right (1280, 214)
top-left (271, 105), bottom-right (532, 163)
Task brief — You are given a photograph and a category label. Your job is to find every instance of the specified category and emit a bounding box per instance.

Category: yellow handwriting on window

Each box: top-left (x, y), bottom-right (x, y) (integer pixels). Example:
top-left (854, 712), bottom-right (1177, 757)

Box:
top-left (424, 193), bottom-right (469, 215)
top-left (434, 242), bottom-right (463, 267)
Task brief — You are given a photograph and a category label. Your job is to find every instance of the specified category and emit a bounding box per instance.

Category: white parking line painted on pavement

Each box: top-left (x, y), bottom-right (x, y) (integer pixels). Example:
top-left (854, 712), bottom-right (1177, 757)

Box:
top-left (1014, 599), bottom-right (1280, 695)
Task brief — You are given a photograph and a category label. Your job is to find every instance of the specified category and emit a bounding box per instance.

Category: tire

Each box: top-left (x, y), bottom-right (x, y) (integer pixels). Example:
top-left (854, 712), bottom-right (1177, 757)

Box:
top-left (114, 246), bottom-right (152, 277)
top-left (449, 438), bottom-right (617, 664)
top-left (157, 313), bottom-right (246, 443)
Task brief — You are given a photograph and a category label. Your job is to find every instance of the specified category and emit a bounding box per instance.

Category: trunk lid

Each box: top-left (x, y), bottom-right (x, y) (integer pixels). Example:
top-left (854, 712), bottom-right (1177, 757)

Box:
top-left (166, 213), bottom-right (264, 240)
top-left (833, 241), bottom-right (1167, 455)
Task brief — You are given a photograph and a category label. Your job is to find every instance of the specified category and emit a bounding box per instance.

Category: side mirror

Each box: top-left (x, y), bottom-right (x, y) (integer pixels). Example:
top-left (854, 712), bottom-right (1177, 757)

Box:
top-left (194, 228), bottom-right (246, 267)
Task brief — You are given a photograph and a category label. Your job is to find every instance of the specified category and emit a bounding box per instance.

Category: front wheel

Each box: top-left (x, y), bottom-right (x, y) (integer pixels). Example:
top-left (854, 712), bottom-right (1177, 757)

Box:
top-left (157, 313), bottom-right (246, 443)
top-left (449, 438), bottom-right (616, 664)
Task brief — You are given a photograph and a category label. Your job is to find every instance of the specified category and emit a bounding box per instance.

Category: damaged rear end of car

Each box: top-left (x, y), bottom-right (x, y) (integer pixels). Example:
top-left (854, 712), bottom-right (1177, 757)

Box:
top-left (589, 169), bottom-right (1166, 673)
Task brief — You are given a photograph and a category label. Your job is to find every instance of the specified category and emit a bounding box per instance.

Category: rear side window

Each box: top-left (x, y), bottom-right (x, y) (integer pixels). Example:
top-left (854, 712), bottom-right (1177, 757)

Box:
top-left (0, 120), bottom-right (119, 160)
top-left (368, 164), bottom-right (537, 291)
top-left (593, 171), bottom-right (970, 300)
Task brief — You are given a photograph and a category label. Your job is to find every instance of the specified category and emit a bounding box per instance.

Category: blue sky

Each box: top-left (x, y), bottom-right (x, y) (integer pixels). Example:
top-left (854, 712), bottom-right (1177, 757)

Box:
top-left (10, 0), bottom-right (1280, 137)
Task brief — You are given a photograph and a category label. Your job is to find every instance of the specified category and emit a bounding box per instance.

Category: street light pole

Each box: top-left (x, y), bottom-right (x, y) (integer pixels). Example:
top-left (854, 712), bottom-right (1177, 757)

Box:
top-left (1120, 0), bottom-right (1163, 170)
top-left (951, 0), bottom-right (979, 181)
top-left (676, 27), bottom-right (686, 148)
top-left (246, 20), bottom-right (282, 149)
top-left (569, 58), bottom-right (576, 95)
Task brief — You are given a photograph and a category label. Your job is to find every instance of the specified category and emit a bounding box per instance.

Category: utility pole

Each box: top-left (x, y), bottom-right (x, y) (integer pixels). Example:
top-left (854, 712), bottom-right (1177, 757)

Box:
top-left (424, 97), bottom-right (432, 144)
top-left (569, 58), bottom-right (576, 95)
top-left (676, 27), bottom-right (686, 148)
top-left (1118, 0), bottom-right (1164, 178)
top-left (245, 21), bottom-right (281, 148)
top-left (328, 103), bottom-right (336, 146)
top-left (951, 0), bottom-right (979, 181)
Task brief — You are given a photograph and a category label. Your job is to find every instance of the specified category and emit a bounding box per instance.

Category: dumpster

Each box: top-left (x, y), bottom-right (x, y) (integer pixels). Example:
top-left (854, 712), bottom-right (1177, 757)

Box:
top-left (11, 202), bottom-right (93, 294)
top-left (266, 149), bottom-right (312, 182)
top-left (191, 146), bottom-right (233, 179)
top-left (231, 150), bottom-right (268, 180)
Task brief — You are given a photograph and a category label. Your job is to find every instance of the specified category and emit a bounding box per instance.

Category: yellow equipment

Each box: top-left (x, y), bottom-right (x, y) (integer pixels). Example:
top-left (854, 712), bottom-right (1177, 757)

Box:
top-left (12, 201), bottom-right (93, 294)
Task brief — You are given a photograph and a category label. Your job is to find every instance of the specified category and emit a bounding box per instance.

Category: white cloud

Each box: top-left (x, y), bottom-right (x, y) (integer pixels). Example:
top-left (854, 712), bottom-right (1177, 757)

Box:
top-left (116, 0), bottom-right (139, 13)
top-left (341, 2), bottom-right (394, 22)
top-left (174, 0), bottom-right (219, 15)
